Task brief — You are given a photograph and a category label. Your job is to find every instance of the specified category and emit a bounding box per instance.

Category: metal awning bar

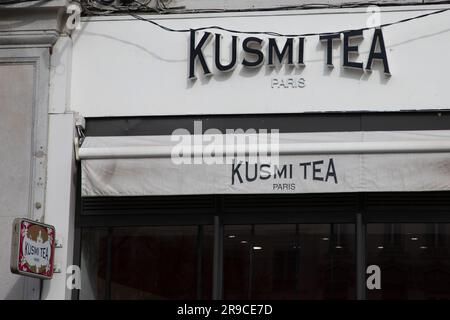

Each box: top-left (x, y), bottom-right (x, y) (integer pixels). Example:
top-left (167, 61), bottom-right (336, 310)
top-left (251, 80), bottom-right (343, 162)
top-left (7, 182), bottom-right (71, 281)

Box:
top-left (77, 140), bottom-right (450, 160)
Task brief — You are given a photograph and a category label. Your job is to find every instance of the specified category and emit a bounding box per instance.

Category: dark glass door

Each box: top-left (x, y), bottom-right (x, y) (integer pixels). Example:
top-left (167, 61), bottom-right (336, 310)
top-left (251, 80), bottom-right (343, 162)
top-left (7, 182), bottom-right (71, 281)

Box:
top-left (223, 223), bottom-right (356, 299)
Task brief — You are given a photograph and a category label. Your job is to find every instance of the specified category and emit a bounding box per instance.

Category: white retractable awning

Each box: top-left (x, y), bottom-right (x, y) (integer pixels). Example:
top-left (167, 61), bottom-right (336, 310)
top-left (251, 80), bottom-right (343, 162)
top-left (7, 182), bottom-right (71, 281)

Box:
top-left (79, 131), bottom-right (450, 197)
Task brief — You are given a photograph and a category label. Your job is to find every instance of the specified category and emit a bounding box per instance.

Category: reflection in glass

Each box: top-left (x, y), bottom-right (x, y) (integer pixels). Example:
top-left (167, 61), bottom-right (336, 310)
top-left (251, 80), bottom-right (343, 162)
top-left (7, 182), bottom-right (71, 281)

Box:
top-left (223, 224), bottom-right (355, 300)
top-left (109, 226), bottom-right (213, 300)
top-left (80, 228), bottom-right (107, 300)
top-left (323, 224), bottom-right (356, 299)
top-left (223, 225), bottom-right (251, 299)
top-left (367, 223), bottom-right (450, 299)
top-left (252, 224), bottom-right (297, 299)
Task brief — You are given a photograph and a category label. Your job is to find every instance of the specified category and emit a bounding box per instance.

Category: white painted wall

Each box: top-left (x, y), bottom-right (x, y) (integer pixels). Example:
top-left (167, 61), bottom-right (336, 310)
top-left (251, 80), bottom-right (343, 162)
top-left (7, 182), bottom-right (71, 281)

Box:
top-left (71, 5), bottom-right (450, 117)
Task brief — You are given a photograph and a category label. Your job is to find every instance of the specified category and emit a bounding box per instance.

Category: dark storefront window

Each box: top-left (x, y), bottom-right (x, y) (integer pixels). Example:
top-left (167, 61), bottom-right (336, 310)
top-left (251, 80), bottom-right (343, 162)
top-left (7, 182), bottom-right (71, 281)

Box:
top-left (80, 228), bottom-right (107, 300)
top-left (77, 193), bottom-right (450, 300)
top-left (80, 226), bottom-right (213, 300)
top-left (223, 224), bottom-right (355, 300)
top-left (367, 223), bottom-right (450, 299)
top-left (80, 223), bottom-right (355, 300)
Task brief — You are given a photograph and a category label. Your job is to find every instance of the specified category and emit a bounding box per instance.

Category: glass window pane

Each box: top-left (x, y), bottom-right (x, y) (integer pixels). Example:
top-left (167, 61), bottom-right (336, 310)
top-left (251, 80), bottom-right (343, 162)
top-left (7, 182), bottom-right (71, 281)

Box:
top-left (200, 225), bottom-right (214, 299)
top-left (80, 228), bottom-right (107, 300)
top-left (296, 224), bottom-right (330, 299)
top-left (323, 224), bottom-right (356, 299)
top-left (252, 224), bottom-right (297, 299)
top-left (223, 225), bottom-right (252, 299)
top-left (109, 226), bottom-right (212, 300)
top-left (367, 223), bottom-right (450, 299)
top-left (223, 223), bottom-right (356, 300)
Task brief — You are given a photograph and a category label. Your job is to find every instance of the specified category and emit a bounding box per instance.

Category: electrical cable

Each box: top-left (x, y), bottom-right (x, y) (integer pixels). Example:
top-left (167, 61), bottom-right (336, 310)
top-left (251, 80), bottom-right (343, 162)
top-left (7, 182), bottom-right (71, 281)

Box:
top-left (126, 6), bottom-right (450, 37)
top-left (80, 0), bottom-right (450, 15)
top-left (0, 0), bottom-right (48, 5)
top-left (3, 0), bottom-right (448, 38)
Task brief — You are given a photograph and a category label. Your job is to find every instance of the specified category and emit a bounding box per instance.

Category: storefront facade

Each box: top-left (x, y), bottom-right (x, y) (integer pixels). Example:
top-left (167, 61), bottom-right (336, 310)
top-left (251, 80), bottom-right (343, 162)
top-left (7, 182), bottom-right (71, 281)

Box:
top-left (39, 3), bottom-right (450, 299)
top-left (74, 114), bottom-right (450, 300)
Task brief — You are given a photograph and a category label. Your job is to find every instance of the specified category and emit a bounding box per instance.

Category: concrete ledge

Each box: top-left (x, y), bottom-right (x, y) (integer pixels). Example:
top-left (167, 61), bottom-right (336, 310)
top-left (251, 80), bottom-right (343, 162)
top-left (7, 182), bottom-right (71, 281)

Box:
top-left (0, 4), bottom-right (69, 46)
top-left (0, 29), bottom-right (60, 46)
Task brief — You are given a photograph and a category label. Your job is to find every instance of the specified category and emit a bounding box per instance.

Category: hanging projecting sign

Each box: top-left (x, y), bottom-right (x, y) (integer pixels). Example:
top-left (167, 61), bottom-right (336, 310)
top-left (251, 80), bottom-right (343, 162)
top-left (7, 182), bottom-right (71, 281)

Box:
top-left (10, 218), bottom-right (56, 280)
top-left (188, 28), bottom-right (390, 79)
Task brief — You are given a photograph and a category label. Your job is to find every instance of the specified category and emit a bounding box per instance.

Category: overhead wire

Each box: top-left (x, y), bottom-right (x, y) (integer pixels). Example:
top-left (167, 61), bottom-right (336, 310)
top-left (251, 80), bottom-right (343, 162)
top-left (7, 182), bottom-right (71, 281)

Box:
top-left (76, 0), bottom-right (450, 37)
top-left (2, 0), bottom-right (448, 38)
top-left (126, 6), bottom-right (450, 37)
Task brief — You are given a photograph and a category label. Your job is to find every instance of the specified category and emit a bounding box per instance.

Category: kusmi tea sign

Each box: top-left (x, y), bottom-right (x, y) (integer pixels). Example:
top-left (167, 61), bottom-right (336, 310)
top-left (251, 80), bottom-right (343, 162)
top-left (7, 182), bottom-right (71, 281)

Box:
top-left (10, 218), bottom-right (56, 279)
top-left (188, 28), bottom-right (390, 79)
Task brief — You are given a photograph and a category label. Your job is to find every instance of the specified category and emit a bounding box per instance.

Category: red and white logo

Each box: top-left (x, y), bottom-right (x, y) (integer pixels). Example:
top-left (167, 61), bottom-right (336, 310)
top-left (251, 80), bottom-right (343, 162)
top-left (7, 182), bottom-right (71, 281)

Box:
top-left (11, 218), bottom-right (55, 279)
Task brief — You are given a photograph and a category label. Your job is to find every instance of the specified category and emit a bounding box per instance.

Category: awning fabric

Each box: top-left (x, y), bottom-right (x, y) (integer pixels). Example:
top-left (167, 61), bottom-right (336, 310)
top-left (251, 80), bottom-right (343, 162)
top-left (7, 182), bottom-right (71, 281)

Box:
top-left (80, 131), bottom-right (450, 197)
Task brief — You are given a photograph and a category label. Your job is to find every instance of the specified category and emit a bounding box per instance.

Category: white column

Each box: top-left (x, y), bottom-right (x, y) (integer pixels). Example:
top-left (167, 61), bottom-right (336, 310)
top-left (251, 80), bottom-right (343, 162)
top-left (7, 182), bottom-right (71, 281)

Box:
top-left (41, 113), bottom-right (77, 300)
top-left (41, 35), bottom-right (77, 300)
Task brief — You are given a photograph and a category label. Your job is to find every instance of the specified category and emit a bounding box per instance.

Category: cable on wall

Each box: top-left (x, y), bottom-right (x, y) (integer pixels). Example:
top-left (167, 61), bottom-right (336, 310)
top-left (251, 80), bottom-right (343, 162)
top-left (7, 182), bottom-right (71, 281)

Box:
top-left (126, 6), bottom-right (450, 37)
